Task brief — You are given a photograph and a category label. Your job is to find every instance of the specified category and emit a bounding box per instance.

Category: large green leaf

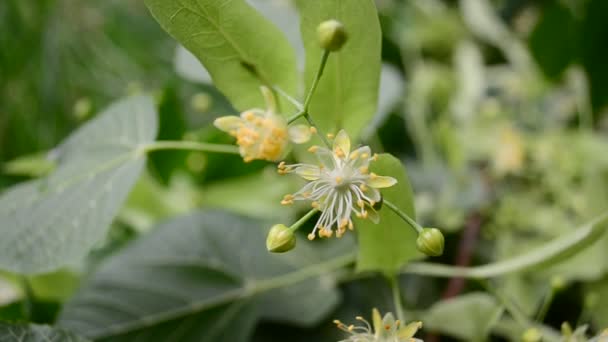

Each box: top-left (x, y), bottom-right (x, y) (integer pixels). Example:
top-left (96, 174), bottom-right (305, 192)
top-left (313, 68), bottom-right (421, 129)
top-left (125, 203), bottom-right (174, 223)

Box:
top-left (59, 211), bottom-right (354, 341)
top-left (0, 96), bottom-right (157, 274)
top-left (423, 293), bottom-right (504, 341)
top-left (0, 322), bottom-right (89, 342)
top-left (144, 0), bottom-right (298, 112)
top-left (355, 154), bottom-right (422, 274)
top-left (296, 0), bottom-right (382, 139)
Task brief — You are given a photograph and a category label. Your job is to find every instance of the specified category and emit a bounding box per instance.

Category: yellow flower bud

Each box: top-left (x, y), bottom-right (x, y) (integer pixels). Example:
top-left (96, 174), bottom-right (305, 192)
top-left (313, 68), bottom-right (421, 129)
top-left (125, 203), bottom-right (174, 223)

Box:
top-left (416, 228), bottom-right (445, 257)
top-left (266, 224), bottom-right (296, 253)
top-left (317, 19), bottom-right (348, 51)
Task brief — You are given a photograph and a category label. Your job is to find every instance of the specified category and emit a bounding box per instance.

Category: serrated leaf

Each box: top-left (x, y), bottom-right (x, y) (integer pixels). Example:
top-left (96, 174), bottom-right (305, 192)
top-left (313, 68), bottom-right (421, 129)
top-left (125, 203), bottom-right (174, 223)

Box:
top-left (0, 96), bottom-right (157, 274)
top-left (145, 0), bottom-right (298, 112)
top-left (423, 293), bottom-right (504, 341)
top-left (296, 0), bottom-right (382, 139)
top-left (355, 154), bottom-right (422, 274)
top-left (59, 211), bottom-right (354, 341)
top-left (0, 322), bottom-right (89, 342)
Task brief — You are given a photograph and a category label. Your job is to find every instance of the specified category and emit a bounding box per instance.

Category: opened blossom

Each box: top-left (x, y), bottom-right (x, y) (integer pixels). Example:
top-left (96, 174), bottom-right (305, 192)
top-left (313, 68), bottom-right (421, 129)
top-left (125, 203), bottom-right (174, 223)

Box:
top-left (334, 308), bottom-right (423, 342)
top-left (278, 130), bottom-right (397, 239)
top-left (214, 87), bottom-right (310, 162)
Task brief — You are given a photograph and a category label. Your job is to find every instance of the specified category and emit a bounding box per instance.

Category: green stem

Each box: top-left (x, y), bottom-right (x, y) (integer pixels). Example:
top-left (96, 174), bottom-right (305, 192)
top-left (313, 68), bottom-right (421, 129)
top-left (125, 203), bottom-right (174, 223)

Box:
top-left (478, 279), bottom-right (530, 328)
top-left (402, 212), bottom-right (608, 279)
top-left (535, 288), bottom-right (555, 323)
top-left (288, 208), bottom-right (319, 233)
top-left (20, 276), bottom-right (34, 320)
top-left (273, 86), bottom-right (303, 111)
top-left (383, 199), bottom-right (423, 233)
top-left (142, 141), bottom-right (240, 155)
top-left (388, 275), bottom-right (405, 322)
top-left (303, 50), bottom-right (330, 112)
top-left (287, 50), bottom-right (332, 148)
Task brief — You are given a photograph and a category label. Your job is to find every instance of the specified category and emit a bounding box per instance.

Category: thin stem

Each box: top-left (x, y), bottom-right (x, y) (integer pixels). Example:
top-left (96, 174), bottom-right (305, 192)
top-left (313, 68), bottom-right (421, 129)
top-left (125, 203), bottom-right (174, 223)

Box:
top-left (287, 110), bottom-right (306, 124)
top-left (478, 279), bottom-right (530, 328)
top-left (142, 141), bottom-right (240, 155)
top-left (535, 287), bottom-right (556, 323)
top-left (388, 275), bottom-right (405, 322)
top-left (288, 208), bottom-right (319, 233)
top-left (383, 199), bottom-right (423, 233)
top-left (402, 211), bottom-right (608, 279)
top-left (303, 50), bottom-right (330, 112)
top-left (20, 276), bottom-right (34, 320)
top-left (273, 86), bottom-right (303, 111)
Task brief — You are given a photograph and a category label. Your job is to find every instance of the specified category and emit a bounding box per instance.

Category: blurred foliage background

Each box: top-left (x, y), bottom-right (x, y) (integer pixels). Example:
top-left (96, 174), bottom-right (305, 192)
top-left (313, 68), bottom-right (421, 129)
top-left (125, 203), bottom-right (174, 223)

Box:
top-left (1, 0), bottom-right (608, 341)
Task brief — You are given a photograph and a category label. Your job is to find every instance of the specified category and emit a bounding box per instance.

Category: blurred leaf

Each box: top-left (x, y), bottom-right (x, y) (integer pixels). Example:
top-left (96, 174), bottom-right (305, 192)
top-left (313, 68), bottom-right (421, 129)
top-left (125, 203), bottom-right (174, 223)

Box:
top-left (0, 96), bottom-right (157, 274)
top-left (2, 153), bottom-right (55, 178)
top-left (587, 277), bottom-right (608, 329)
top-left (423, 292), bottom-right (503, 341)
top-left (0, 322), bottom-right (89, 342)
top-left (296, 0), bottom-right (381, 139)
top-left (356, 154), bottom-right (421, 274)
top-left (148, 85), bottom-right (188, 184)
top-left (144, 0), bottom-right (298, 112)
top-left (529, 1), bottom-right (578, 79)
top-left (199, 168), bottom-right (299, 222)
top-left (59, 211), bottom-right (354, 341)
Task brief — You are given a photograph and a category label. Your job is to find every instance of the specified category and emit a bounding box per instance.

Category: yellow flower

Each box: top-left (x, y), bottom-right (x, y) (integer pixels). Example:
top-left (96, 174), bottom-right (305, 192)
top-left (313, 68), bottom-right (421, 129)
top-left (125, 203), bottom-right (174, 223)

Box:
top-left (214, 87), bottom-right (310, 162)
top-left (278, 130), bottom-right (397, 239)
top-left (334, 308), bottom-right (423, 342)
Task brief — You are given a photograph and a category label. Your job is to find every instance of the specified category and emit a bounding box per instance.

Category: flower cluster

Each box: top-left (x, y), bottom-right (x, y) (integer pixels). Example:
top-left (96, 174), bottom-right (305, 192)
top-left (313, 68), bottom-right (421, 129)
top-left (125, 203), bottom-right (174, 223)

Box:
top-left (214, 87), bottom-right (310, 162)
top-left (278, 130), bottom-right (396, 240)
top-left (334, 309), bottom-right (423, 342)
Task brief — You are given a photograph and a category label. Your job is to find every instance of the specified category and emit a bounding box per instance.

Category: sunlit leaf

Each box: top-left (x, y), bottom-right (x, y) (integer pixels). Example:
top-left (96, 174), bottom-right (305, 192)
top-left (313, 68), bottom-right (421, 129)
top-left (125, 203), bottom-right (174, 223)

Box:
top-left (355, 154), bottom-right (422, 274)
top-left (59, 211), bottom-right (354, 341)
top-left (296, 0), bottom-right (381, 139)
top-left (145, 0), bottom-right (298, 112)
top-left (0, 96), bottom-right (157, 274)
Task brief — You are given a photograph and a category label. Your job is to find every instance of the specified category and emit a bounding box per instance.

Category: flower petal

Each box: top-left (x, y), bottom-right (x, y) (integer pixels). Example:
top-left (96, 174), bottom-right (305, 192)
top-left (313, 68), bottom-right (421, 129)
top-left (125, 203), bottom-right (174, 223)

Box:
top-left (349, 146), bottom-right (372, 169)
top-left (333, 129), bottom-right (351, 156)
top-left (288, 124), bottom-right (312, 144)
top-left (366, 206), bottom-right (380, 224)
top-left (368, 175), bottom-right (397, 189)
top-left (294, 165), bottom-right (321, 180)
top-left (213, 116), bottom-right (243, 133)
top-left (314, 147), bottom-right (337, 169)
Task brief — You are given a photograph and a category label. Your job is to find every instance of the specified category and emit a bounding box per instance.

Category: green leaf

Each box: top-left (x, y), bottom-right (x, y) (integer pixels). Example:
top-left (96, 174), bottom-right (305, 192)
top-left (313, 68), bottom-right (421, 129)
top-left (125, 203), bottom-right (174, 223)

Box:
top-left (355, 154), bottom-right (421, 274)
top-left (296, 0), bottom-right (382, 139)
top-left (0, 322), bottom-right (89, 342)
top-left (423, 292), bottom-right (504, 341)
top-left (59, 211), bottom-right (354, 341)
top-left (0, 96), bottom-right (158, 274)
top-left (144, 0), bottom-right (298, 112)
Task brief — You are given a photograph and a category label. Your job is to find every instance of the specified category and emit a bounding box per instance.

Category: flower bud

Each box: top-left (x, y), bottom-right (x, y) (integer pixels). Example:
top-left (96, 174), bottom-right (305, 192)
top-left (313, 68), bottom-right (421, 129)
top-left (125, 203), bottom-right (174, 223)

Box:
top-left (317, 19), bottom-right (348, 51)
top-left (521, 328), bottom-right (542, 342)
top-left (416, 228), bottom-right (445, 257)
top-left (266, 224), bottom-right (296, 253)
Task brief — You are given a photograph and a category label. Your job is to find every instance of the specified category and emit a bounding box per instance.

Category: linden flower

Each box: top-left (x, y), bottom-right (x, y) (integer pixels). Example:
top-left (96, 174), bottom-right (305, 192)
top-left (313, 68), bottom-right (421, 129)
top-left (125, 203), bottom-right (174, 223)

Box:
top-left (214, 88), bottom-right (310, 162)
top-left (278, 130), bottom-right (397, 239)
top-left (334, 308), bottom-right (423, 342)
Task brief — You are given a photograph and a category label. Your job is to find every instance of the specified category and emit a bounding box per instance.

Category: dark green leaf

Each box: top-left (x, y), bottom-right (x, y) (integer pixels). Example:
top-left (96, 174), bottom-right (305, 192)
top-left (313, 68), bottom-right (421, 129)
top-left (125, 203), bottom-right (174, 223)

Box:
top-left (0, 322), bottom-right (89, 342)
top-left (59, 211), bottom-right (354, 341)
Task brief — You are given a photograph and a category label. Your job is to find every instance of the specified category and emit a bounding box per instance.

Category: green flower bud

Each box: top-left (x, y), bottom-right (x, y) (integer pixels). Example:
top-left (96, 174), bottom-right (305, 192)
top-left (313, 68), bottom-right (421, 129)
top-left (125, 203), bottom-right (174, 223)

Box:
top-left (522, 328), bottom-right (542, 342)
top-left (266, 224), bottom-right (296, 253)
top-left (416, 228), bottom-right (445, 257)
top-left (317, 19), bottom-right (348, 51)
